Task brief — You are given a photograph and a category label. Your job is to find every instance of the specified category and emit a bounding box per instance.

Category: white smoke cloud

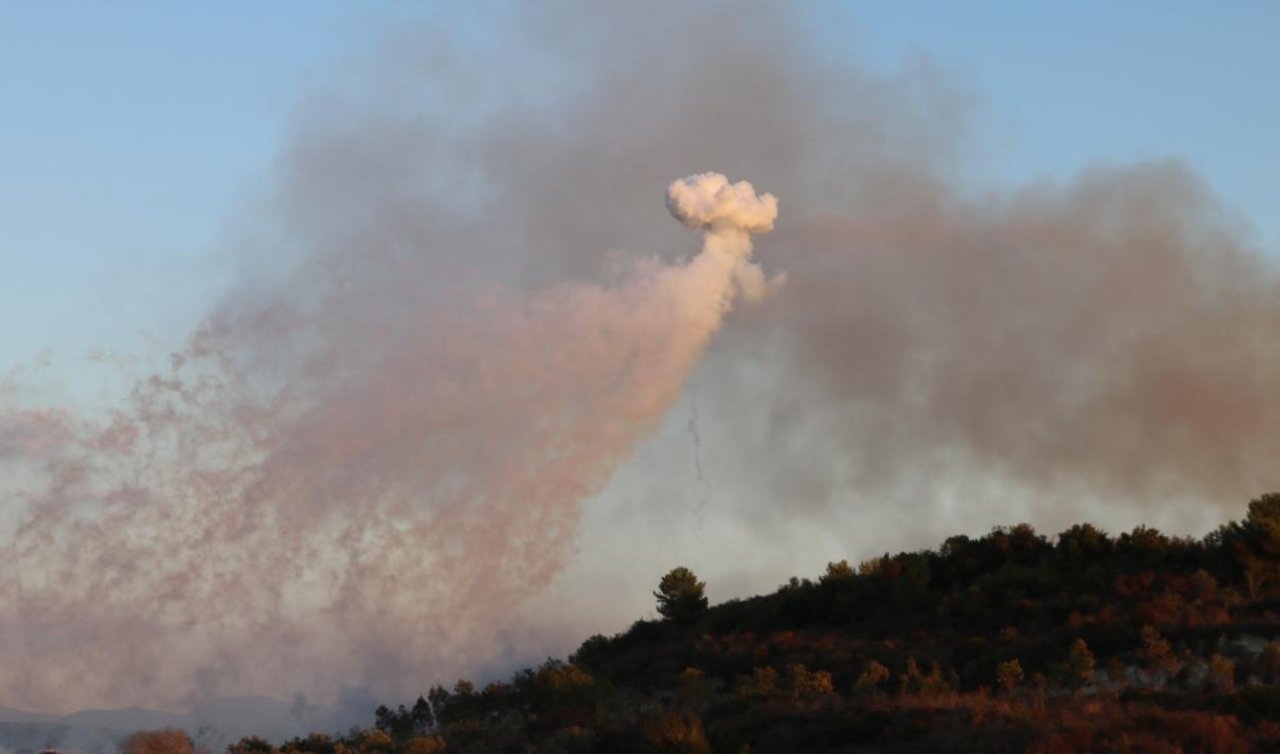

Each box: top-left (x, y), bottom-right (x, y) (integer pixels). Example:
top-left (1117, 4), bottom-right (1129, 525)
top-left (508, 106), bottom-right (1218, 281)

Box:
top-left (666, 173), bottom-right (784, 303)
top-left (666, 172), bottom-right (778, 235)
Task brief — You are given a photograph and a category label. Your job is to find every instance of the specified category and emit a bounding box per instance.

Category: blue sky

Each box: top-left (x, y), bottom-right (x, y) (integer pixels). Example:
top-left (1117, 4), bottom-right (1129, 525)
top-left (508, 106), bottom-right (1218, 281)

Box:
top-left (1, 2), bottom-right (384, 380)
top-left (3, 1), bottom-right (1277, 382)
top-left (843, 1), bottom-right (1278, 236)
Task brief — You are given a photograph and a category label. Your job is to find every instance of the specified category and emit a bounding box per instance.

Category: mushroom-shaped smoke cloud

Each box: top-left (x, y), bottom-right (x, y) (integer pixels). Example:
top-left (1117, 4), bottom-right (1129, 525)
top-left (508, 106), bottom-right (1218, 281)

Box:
top-left (666, 172), bottom-right (783, 303)
top-left (667, 172), bottom-right (778, 235)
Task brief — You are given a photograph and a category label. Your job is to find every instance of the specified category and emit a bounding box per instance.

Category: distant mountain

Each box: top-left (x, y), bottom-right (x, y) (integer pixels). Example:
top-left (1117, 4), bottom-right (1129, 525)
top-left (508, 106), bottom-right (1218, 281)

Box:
top-left (0, 695), bottom-right (358, 754)
top-left (62, 707), bottom-right (188, 733)
top-left (190, 696), bottom-right (323, 744)
top-left (0, 706), bottom-right (58, 724)
top-left (0, 721), bottom-right (124, 754)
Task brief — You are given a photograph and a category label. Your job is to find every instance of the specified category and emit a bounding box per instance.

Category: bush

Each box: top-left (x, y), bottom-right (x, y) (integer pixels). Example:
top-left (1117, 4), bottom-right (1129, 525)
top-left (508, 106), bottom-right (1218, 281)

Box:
top-left (996, 659), bottom-right (1025, 692)
top-left (643, 712), bottom-right (711, 754)
top-left (856, 661), bottom-right (891, 692)
top-left (119, 730), bottom-right (197, 754)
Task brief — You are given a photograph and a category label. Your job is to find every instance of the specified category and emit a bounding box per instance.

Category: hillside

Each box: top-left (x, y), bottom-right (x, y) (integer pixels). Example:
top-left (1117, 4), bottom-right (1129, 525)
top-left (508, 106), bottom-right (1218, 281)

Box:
top-left (221, 493), bottom-right (1280, 752)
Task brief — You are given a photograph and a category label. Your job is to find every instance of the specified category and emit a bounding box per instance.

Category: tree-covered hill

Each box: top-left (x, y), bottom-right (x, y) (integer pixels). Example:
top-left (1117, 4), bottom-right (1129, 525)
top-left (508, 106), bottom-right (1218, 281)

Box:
top-left (214, 493), bottom-right (1280, 753)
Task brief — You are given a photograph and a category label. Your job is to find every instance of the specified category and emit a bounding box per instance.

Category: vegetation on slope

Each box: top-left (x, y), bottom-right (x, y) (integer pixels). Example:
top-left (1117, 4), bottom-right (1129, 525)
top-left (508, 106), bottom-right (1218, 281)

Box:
top-left (184, 493), bottom-right (1280, 752)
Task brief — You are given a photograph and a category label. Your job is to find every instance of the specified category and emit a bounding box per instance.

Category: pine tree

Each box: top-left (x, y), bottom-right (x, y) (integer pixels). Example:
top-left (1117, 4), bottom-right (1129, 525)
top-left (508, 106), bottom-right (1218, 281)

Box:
top-left (655, 567), bottom-right (709, 625)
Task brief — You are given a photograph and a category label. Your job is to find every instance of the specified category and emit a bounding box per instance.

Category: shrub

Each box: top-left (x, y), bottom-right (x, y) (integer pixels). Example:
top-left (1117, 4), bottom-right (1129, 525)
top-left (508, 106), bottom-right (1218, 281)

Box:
top-left (1208, 654), bottom-right (1237, 694)
top-left (643, 712), bottom-right (710, 754)
top-left (118, 730), bottom-right (197, 754)
top-left (856, 660), bottom-right (891, 692)
top-left (996, 659), bottom-right (1025, 692)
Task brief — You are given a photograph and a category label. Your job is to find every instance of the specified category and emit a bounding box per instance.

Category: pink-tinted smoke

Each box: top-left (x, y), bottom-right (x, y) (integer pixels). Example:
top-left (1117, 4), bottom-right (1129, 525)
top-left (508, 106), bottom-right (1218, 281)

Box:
top-left (0, 173), bottom-right (778, 711)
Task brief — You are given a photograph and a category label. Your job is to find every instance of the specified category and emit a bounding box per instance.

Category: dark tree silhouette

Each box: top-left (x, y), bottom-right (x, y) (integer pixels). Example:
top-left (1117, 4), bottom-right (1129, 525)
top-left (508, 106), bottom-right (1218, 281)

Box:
top-left (655, 566), bottom-right (708, 625)
top-left (374, 696), bottom-right (436, 740)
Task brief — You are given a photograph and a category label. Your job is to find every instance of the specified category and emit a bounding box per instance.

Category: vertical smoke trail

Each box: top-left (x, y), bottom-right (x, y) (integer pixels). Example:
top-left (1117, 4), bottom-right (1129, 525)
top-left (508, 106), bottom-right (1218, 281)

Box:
top-left (687, 382), bottom-right (705, 485)
top-left (0, 173), bottom-right (778, 712)
top-left (661, 171), bottom-right (783, 540)
top-left (686, 379), bottom-right (708, 533)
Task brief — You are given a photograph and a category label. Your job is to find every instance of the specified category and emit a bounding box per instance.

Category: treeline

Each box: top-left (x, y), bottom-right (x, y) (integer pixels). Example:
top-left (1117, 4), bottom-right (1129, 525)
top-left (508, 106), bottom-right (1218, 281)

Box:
top-left (199, 493), bottom-right (1280, 752)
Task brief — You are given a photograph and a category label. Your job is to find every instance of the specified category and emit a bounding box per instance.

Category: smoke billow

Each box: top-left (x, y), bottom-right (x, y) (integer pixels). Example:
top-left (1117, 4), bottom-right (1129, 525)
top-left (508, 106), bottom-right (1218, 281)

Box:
top-left (3, 1), bottom-right (1280, 714)
top-left (0, 170), bottom-right (777, 711)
